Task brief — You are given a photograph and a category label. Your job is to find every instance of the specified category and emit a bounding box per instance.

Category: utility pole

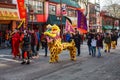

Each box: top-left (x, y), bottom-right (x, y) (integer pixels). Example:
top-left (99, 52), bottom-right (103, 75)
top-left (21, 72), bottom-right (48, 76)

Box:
top-left (60, 0), bottom-right (63, 37)
top-left (60, 0), bottom-right (62, 28)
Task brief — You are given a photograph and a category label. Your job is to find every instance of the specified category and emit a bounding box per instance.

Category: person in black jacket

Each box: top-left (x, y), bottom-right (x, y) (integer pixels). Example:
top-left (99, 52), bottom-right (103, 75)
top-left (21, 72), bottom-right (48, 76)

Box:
top-left (96, 34), bottom-right (103, 58)
top-left (104, 33), bottom-right (111, 53)
top-left (111, 32), bottom-right (118, 49)
top-left (42, 37), bottom-right (48, 57)
top-left (73, 31), bottom-right (82, 56)
top-left (21, 30), bottom-right (31, 64)
top-left (87, 32), bottom-right (92, 55)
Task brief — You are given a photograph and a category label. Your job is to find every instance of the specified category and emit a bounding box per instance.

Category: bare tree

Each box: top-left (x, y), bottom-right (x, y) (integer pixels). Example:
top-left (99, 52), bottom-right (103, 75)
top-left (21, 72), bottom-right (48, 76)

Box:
top-left (72, 0), bottom-right (89, 16)
top-left (102, 0), bottom-right (120, 18)
top-left (80, 0), bottom-right (89, 16)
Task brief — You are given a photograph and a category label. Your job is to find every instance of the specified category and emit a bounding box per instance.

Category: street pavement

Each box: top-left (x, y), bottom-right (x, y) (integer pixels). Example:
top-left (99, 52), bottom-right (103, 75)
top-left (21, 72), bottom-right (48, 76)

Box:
top-left (0, 39), bottom-right (120, 80)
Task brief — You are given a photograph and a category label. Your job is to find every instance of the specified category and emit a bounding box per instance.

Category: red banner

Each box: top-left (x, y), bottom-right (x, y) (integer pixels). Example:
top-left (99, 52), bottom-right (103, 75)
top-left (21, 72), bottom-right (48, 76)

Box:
top-left (17, 0), bottom-right (26, 19)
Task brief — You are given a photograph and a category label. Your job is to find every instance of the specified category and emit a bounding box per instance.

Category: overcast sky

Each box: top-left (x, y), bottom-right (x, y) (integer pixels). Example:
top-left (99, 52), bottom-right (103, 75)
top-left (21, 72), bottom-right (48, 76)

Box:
top-left (89, 0), bottom-right (105, 9)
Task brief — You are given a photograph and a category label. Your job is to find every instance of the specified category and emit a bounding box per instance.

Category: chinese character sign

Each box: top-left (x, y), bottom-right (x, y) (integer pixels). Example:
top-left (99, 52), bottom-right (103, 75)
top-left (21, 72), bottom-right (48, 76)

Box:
top-left (56, 4), bottom-right (67, 16)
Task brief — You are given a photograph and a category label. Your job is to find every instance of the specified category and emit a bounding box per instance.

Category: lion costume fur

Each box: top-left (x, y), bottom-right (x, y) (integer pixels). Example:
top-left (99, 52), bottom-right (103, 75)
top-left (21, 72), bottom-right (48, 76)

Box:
top-left (44, 24), bottom-right (76, 63)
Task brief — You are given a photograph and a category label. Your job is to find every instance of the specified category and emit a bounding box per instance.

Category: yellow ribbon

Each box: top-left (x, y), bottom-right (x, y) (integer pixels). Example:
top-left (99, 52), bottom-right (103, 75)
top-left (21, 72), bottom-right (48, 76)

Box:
top-left (18, 19), bottom-right (25, 28)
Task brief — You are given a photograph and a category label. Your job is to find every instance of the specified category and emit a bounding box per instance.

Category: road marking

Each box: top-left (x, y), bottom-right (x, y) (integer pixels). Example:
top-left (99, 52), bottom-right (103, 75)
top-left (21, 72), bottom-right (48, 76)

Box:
top-left (0, 58), bottom-right (19, 63)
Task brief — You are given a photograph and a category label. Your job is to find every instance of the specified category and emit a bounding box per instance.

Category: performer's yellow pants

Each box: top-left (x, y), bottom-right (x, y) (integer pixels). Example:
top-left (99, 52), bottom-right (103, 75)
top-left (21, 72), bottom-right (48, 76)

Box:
top-left (111, 41), bottom-right (116, 49)
top-left (105, 43), bottom-right (111, 52)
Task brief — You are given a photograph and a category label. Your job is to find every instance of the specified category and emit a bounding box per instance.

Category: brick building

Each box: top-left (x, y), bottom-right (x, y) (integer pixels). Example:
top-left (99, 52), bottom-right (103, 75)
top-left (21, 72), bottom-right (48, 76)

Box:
top-left (0, 0), bottom-right (19, 44)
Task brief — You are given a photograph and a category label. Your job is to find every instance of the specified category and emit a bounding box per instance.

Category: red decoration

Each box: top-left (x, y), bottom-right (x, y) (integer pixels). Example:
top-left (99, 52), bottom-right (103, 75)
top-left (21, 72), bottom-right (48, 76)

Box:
top-left (17, 0), bottom-right (26, 19)
top-left (78, 28), bottom-right (87, 34)
top-left (24, 52), bottom-right (27, 58)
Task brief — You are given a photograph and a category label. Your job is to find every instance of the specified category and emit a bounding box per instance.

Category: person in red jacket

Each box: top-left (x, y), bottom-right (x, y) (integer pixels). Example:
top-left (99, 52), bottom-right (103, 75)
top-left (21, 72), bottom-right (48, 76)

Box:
top-left (11, 29), bottom-right (20, 59)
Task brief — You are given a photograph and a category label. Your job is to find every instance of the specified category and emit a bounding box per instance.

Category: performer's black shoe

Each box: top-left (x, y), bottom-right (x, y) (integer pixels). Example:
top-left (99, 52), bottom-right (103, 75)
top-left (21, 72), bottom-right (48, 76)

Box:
top-left (21, 61), bottom-right (26, 64)
top-left (104, 50), bottom-right (107, 52)
top-left (26, 61), bottom-right (30, 64)
top-left (77, 54), bottom-right (80, 56)
top-left (89, 53), bottom-right (91, 55)
top-left (44, 55), bottom-right (47, 57)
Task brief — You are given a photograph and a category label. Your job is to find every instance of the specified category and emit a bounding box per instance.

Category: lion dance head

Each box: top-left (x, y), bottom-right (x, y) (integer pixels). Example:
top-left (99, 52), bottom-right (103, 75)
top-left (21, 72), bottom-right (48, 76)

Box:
top-left (44, 24), bottom-right (60, 39)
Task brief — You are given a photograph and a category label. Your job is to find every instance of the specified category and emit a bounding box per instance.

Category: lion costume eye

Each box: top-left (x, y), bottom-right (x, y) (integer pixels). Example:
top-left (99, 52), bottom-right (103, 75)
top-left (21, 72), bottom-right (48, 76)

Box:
top-left (52, 29), bottom-right (57, 31)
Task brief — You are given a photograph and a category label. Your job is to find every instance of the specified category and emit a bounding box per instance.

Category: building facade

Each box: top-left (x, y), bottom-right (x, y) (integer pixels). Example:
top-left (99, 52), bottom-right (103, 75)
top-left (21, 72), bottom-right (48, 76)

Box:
top-left (25, 0), bottom-right (48, 32)
top-left (46, 0), bottom-right (80, 35)
top-left (0, 0), bottom-right (20, 46)
top-left (100, 11), bottom-right (120, 33)
top-left (77, 1), bottom-right (101, 32)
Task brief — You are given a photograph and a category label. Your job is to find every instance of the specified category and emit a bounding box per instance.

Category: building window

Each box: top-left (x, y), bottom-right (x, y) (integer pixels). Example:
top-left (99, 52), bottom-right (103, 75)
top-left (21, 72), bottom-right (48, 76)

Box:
top-left (49, 4), bottom-right (56, 15)
top-left (67, 9), bottom-right (76, 17)
top-left (25, 0), bottom-right (44, 14)
top-left (36, 1), bottom-right (44, 13)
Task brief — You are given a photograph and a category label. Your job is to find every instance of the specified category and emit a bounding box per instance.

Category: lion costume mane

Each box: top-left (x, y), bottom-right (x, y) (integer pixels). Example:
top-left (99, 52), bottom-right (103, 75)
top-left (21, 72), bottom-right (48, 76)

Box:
top-left (44, 24), bottom-right (76, 63)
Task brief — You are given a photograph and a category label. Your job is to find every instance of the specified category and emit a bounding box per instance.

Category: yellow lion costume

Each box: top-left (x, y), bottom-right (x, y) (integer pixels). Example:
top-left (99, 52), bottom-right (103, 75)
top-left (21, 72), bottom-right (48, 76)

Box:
top-left (44, 24), bottom-right (76, 63)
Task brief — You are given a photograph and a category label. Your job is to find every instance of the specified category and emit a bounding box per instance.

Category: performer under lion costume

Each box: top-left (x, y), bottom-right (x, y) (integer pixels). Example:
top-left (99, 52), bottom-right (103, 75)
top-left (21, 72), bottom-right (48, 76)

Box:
top-left (44, 24), bottom-right (76, 63)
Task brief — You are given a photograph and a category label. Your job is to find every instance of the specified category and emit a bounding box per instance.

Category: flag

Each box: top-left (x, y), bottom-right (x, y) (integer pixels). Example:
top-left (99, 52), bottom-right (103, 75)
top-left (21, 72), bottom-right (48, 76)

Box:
top-left (17, 0), bottom-right (26, 19)
top-left (65, 20), bottom-right (74, 33)
top-left (77, 10), bottom-right (87, 30)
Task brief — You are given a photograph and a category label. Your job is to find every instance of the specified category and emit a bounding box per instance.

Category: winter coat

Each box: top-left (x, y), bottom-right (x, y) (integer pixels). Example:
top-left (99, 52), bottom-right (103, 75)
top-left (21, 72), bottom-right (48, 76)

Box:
top-left (97, 38), bottom-right (103, 48)
top-left (66, 33), bottom-right (71, 42)
top-left (22, 34), bottom-right (31, 51)
top-left (73, 33), bottom-right (81, 47)
top-left (111, 34), bottom-right (117, 41)
top-left (87, 35), bottom-right (92, 46)
top-left (36, 32), bottom-right (41, 42)
top-left (104, 36), bottom-right (111, 44)
top-left (42, 38), bottom-right (48, 47)
top-left (31, 33), bottom-right (37, 46)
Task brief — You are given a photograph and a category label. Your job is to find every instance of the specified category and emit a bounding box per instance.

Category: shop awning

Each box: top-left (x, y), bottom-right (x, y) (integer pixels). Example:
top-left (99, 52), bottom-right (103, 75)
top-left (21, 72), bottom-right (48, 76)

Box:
top-left (102, 25), bottom-right (113, 30)
top-left (47, 14), bottom-right (66, 25)
top-left (0, 8), bottom-right (19, 20)
top-left (113, 26), bottom-right (119, 30)
top-left (50, 0), bottom-right (80, 8)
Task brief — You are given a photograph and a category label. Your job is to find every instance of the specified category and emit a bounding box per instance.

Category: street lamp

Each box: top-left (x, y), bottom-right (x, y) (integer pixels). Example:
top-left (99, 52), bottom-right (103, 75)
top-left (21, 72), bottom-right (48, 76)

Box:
top-left (30, 10), bottom-right (34, 30)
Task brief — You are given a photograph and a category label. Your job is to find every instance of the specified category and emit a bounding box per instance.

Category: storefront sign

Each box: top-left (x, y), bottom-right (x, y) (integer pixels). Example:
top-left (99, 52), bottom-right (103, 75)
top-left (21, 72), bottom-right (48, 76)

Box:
top-left (56, 4), bottom-right (67, 16)
top-left (0, 8), bottom-right (19, 20)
